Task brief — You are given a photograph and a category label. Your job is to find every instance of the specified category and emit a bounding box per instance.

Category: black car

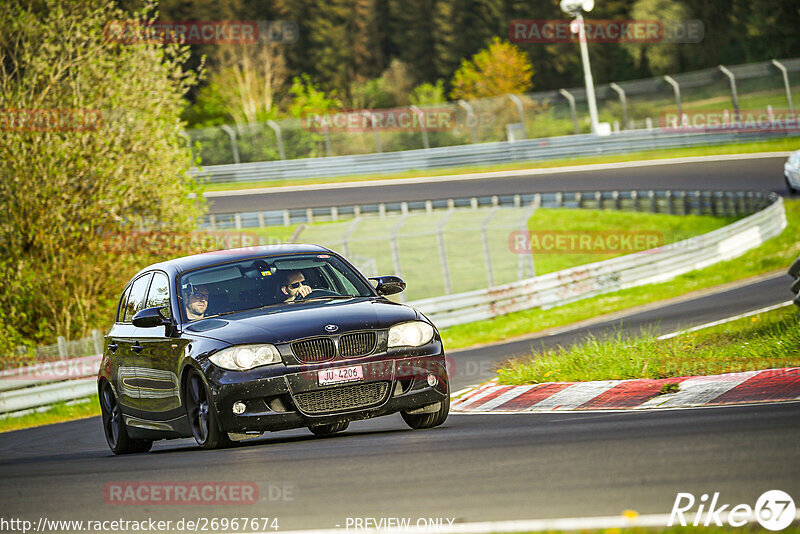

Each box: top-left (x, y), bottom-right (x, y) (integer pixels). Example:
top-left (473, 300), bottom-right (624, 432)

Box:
top-left (97, 244), bottom-right (449, 454)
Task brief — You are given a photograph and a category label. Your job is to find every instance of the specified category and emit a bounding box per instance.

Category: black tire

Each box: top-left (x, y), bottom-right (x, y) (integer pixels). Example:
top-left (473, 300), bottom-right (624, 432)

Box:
top-left (99, 382), bottom-right (153, 455)
top-left (786, 176), bottom-right (798, 195)
top-left (401, 394), bottom-right (450, 429)
top-left (185, 370), bottom-right (233, 450)
top-left (308, 421), bottom-right (349, 436)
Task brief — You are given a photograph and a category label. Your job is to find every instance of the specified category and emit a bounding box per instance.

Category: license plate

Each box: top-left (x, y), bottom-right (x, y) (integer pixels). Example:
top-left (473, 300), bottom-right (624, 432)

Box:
top-left (318, 365), bottom-right (364, 386)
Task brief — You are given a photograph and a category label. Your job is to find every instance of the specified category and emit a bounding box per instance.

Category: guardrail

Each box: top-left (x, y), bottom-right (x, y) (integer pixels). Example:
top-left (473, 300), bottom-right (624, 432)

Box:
top-left (193, 129), bottom-right (797, 185)
top-left (0, 355), bottom-right (100, 415)
top-left (406, 192), bottom-right (785, 327)
top-left (0, 190), bottom-right (785, 416)
top-left (202, 188), bottom-right (769, 230)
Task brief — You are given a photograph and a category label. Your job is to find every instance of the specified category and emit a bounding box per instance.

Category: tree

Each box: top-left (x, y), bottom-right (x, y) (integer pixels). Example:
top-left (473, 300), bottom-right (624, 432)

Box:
top-left (0, 0), bottom-right (204, 345)
top-left (450, 37), bottom-right (534, 100)
top-left (623, 0), bottom-right (690, 74)
top-left (198, 43), bottom-right (288, 126)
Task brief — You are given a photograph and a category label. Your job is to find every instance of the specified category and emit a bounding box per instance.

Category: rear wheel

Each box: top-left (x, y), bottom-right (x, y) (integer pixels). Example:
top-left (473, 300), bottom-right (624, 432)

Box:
top-left (401, 394), bottom-right (450, 429)
top-left (308, 421), bottom-right (349, 436)
top-left (185, 370), bottom-right (232, 450)
top-left (100, 382), bottom-right (152, 454)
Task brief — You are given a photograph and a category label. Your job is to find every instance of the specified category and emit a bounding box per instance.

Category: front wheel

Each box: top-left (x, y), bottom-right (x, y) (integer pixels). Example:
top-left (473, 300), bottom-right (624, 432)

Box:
top-left (401, 394), bottom-right (450, 429)
top-left (786, 176), bottom-right (799, 195)
top-left (99, 382), bottom-right (152, 454)
top-left (185, 370), bottom-right (232, 450)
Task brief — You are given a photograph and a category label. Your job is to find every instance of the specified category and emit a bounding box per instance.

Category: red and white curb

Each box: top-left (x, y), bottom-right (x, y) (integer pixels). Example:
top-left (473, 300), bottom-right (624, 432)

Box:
top-left (451, 368), bottom-right (800, 413)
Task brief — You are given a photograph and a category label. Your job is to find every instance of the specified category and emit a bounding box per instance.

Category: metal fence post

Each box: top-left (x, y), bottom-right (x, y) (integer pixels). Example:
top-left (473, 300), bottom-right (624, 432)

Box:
top-left (91, 329), bottom-right (103, 355)
top-left (341, 218), bottom-right (361, 258)
top-left (362, 111), bottom-right (382, 153)
top-left (771, 59), bottom-right (794, 113)
top-left (458, 100), bottom-right (478, 143)
top-left (390, 215), bottom-right (408, 302)
top-left (322, 122), bottom-right (333, 156)
top-left (220, 124), bottom-right (241, 164)
top-left (409, 105), bottom-right (430, 149)
top-left (267, 120), bottom-right (286, 160)
top-left (663, 75), bottom-right (683, 125)
top-left (507, 94), bottom-right (526, 134)
top-left (520, 197), bottom-right (539, 279)
top-left (436, 211), bottom-right (454, 294)
top-left (57, 336), bottom-right (68, 360)
top-left (718, 65), bottom-right (740, 121)
top-left (480, 208), bottom-right (498, 287)
top-left (559, 89), bottom-right (579, 134)
top-left (609, 83), bottom-right (629, 130)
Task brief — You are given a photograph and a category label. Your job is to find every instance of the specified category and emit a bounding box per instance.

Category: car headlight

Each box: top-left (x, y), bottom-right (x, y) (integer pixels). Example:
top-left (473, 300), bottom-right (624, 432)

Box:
top-left (388, 321), bottom-right (434, 348)
top-left (209, 344), bottom-right (282, 371)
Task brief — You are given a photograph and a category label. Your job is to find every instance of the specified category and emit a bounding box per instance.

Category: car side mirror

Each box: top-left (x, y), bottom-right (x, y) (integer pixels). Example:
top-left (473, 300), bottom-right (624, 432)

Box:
top-left (132, 306), bottom-right (170, 328)
top-left (370, 275), bottom-right (406, 296)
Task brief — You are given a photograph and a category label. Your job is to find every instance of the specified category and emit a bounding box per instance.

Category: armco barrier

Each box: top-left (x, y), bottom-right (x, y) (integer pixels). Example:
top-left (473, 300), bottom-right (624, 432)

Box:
top-left (406, 193), bottom-right (786, 327)
top-left (0, 192), bottom-right (786, 415)
top-left (193, 129), bottom-right (797, 185)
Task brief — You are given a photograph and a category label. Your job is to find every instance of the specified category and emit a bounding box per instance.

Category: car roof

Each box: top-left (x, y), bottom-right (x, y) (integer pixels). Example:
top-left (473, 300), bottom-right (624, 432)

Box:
top-left (135, 244), bottom-right (335, 279)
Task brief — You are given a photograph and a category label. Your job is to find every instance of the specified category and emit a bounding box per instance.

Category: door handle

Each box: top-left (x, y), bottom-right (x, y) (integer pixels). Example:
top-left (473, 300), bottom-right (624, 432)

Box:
top-left (131, 343), bottom-right (144, 354)
top-left (108, 344), bottom-right (118, 353)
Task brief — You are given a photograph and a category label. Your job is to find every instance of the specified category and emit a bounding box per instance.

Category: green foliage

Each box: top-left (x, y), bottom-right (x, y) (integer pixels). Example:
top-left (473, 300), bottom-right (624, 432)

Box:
top-left (288, 74), bottom-right (343, 119)
top-left (0, 0), bottom-right (204, 344)
top-left (496, 306), bottom-right (800, 384)
top-left (409, 81), bottom-right (447, 106)
top-left (450, 37), bottom-right (534, 100)
top-left (624, 0), bottom-right (690, 74)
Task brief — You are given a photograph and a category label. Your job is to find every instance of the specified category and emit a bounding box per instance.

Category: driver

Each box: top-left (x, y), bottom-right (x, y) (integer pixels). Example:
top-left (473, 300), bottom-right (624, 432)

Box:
top-left (185, 284), bottom-right (209, 320)
top-left (279, 270), bottom-right (312, 302)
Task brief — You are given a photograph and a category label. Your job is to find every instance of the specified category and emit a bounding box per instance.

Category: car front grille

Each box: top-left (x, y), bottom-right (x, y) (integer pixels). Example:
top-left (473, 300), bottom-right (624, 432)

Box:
top-left (294, 381), bottom-right (389, 414)
top-left (339, 332), bottom-right (377, 358)
top-left (292, 338), bottom-right (336, 363)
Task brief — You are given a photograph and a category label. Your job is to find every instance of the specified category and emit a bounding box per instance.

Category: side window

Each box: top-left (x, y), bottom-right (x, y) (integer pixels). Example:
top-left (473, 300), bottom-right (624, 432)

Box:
top-left (146, 272), bottom-right (171, 319)
top-left (123, 273), bottom-right (153, 323)
top-left (116, 285), bottom-right (132, 323)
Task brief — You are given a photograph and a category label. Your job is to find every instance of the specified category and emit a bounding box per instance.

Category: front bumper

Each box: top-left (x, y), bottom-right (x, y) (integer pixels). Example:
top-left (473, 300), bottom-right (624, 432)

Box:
top-left (207, 348), bottom-right (448, 433)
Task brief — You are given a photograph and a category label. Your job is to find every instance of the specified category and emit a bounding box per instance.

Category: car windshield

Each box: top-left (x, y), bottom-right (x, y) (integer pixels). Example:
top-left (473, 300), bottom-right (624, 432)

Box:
top-left (178, 253), bottom-right (375, 322)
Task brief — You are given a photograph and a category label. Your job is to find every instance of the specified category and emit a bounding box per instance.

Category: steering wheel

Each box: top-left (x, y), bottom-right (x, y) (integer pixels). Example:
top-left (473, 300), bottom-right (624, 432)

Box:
top-left (295, 289), bottom-right (339, 300)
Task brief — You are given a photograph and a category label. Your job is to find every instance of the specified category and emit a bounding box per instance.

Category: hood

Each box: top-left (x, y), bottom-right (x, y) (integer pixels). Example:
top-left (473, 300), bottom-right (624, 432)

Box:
top-left (184, 297), bottom-right (420, 345)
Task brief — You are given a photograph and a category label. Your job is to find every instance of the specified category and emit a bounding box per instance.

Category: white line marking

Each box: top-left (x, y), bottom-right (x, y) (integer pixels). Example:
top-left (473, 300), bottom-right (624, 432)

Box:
top-left (528, 380), bottom-right (620, 411)
top-left (203, 152), bottom-right (791, 197)
top-left (247, 510), bottom-right (800, 534)
top-left (471, 385), bottom-right (538, 411)
top-left (450, 385), bottom-right (504, 410)
top-left (637, 370), bottom-right (760, 409)
top-left (657, 300), bottom-right (794, 340)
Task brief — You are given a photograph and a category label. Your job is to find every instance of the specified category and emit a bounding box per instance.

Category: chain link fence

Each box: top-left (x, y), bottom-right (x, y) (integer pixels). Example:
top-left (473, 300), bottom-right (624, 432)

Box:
top-left (188, 57), bottom-right (800, 165)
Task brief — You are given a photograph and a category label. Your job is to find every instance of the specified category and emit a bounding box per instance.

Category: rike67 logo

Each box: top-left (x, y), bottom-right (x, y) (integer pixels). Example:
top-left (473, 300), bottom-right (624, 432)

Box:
top-left (669, 490), bottom-right (796, 531)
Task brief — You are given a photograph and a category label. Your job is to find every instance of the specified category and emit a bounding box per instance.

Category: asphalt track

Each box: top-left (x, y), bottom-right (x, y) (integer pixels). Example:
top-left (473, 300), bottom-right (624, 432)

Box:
top-left (206, 155), bottom-right (792, 214)
top-left (1, 156), bottom-right (798, 532)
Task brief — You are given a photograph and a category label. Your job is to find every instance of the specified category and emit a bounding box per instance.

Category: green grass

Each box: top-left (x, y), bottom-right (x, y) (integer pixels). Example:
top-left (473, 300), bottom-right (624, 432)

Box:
top-left (440, 198), bottom-right (800, 350)
top-left (496, 305), bottom-right (800, 385)
top-left (199, 136), bottom-right (799, 192)
top-left (277, 207), bottom-right (731, 302)
top-left (0, 397), bottom-right (100, 433)
top-left (528, 209), bottom-right (735, 275)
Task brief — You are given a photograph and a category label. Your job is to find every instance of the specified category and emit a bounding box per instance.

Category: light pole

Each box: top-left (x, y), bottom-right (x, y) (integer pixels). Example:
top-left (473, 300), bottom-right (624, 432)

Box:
top-left (561, 0), bottom-right (600, 135)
